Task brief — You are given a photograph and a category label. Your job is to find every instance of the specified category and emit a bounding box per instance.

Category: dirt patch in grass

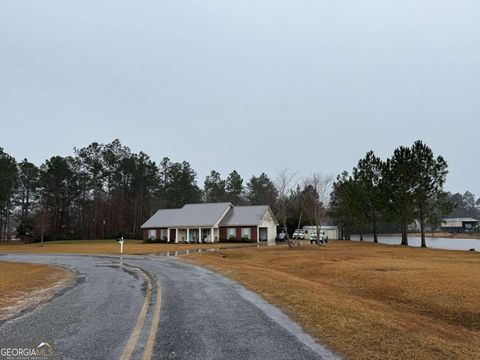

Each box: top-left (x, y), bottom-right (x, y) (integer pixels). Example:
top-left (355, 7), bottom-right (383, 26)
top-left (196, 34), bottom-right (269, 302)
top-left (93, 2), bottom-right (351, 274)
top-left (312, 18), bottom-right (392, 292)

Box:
top-left (0, 240), bottom-right (254, 255)
top-left (186, 241), bottom-right (480, 360)
top-left (0, 261), bottom-right (76, 321)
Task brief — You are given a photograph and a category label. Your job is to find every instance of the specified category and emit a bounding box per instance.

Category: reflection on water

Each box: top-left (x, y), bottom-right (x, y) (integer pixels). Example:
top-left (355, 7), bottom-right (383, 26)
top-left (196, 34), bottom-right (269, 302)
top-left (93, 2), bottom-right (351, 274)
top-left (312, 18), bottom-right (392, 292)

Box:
top-left (150, 242), bottom-right (276, 258)
top-left (156, 247), bottom-right (220, 257)
top-left (350, 235), bottom-right (480, 252)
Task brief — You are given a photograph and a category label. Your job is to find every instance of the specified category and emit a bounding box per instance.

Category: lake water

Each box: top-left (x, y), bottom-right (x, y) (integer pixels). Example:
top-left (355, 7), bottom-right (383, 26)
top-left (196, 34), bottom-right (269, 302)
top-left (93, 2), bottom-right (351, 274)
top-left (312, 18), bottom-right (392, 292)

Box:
top-left (349, 234), bottom-right (480, 252)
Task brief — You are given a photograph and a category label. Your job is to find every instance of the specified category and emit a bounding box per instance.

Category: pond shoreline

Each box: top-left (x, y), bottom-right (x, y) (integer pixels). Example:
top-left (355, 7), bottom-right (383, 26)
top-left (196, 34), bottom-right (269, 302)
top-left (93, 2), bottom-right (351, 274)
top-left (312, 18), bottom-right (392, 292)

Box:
top-left (353, 232), bottom-right (480, 240)
top-left (350, 234), bottom-right (480, 252)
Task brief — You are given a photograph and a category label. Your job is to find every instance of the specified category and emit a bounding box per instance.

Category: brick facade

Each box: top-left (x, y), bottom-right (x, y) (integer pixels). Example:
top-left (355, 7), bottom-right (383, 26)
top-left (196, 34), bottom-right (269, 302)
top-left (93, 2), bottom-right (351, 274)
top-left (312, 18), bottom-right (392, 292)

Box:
top-left (144, 226), bottom-right (258, 242)
top-left (219, 227), bottom-right (227, 239)
top-left (219, 226), bottom-right (257, 242)
top-left (143, 228), bottom-right (168, 241)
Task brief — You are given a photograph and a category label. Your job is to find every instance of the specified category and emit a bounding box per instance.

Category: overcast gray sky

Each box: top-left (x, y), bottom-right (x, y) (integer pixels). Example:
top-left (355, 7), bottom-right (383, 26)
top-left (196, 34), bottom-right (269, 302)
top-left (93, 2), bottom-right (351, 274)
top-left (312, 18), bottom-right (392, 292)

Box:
top-left (1, 0), bottom-right (479, 195)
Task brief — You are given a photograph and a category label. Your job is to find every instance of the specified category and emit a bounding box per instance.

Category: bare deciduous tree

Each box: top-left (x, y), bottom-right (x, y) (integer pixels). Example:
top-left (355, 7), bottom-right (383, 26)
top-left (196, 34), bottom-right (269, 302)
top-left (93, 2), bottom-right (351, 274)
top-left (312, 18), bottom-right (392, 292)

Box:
top-left (304, 173), bottom-right (333, 246)
top-left (275, 169), bottom-right (296, 248)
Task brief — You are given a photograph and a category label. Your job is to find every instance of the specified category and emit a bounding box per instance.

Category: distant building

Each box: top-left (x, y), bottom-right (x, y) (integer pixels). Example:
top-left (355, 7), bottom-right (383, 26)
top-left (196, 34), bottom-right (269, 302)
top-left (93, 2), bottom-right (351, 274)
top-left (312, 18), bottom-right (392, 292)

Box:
top-left (440, 217), bottom-right (479, 233)
top-left (302, 225), bottom-right (338, 240)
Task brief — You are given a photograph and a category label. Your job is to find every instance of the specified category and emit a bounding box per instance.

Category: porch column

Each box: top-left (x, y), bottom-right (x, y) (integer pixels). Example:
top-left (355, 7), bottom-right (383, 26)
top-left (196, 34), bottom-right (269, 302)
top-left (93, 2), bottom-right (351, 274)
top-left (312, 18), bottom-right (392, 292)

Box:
top-left (187, 228), bottom-right (190, 243)
top-left (257, 226), bottom-right (260, 243)
top-left (211, 227), bottom-right (215, 243)
top-left (167, 228), bottom-right (170, 243)
top-left (175, 228), bottom-right (179, 243)
top-left (198, 228), bottom-right (202, 243)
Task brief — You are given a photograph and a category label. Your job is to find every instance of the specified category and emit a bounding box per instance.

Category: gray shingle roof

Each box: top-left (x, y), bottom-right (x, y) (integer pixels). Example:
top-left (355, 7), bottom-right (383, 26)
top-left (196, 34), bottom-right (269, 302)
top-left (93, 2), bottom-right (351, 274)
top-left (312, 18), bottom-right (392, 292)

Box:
top-left (170, 203), bottom-right (232, 227)
top-left (219, 205), bottom-right (271, 226)
top-left (141, 203), bottom-right (233, 228)
top-left (140, 208), bottom-right (180, 229)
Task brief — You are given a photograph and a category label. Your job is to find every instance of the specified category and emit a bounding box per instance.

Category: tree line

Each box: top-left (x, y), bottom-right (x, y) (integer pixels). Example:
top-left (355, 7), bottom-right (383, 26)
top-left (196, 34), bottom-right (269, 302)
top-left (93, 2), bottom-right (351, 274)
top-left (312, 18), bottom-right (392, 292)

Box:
top-left (445, 191), bottom-right (480, 219)
top-left (1, 139), bottom-right (467, 245)
top-left (0, 140), bottom-right (329, 241)
top-left (329, 140), bottom-right (453, 247)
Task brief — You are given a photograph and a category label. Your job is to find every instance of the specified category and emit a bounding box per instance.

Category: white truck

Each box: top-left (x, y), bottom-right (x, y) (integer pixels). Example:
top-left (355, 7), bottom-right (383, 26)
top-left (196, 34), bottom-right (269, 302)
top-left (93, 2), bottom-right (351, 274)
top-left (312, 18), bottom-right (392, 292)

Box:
top-left (292, 229), bottom-right (305, 239)
top-left (309, 231), bottom-right (328, 244)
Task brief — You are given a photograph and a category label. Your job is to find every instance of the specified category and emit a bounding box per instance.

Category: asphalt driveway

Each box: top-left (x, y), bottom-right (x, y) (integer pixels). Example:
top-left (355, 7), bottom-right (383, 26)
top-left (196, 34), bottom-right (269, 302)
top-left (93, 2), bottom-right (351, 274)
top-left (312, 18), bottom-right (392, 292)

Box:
top-left (0, 254), bottom-right (338, 360)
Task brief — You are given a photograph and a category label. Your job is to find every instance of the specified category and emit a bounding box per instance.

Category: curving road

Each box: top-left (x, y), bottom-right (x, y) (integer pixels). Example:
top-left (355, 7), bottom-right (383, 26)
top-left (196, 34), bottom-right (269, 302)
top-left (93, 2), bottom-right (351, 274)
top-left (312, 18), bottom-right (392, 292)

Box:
top-left (0, 254), bottom-right (338, 360)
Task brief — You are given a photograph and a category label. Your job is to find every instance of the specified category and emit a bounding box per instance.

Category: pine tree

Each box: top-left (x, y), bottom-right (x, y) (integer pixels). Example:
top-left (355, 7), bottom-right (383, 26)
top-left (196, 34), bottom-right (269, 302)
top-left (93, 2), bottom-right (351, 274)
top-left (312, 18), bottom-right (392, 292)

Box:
top-left (203, 171), bottom-right (227, 203)
top-left (352, 151), bottom-right (384, 243)
top-left (0, 148), bottom-right (18, 241)
top-left (410, 140), bottom-right (449, 247)
top-left (225, 170), bottom-right (244, 205)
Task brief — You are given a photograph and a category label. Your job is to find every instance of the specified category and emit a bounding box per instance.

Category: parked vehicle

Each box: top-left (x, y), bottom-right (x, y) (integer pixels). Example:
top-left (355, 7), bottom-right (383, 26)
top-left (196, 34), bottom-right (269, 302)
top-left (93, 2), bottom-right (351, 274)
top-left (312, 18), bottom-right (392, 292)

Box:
top-left (310, 231), bottom-right (328, 244)
top-left (303, 225), bottom-right (338, 241)
top-left (275, 232), bottom-right (287, 242)
top-left (292, 229), bottom-right (305, 239)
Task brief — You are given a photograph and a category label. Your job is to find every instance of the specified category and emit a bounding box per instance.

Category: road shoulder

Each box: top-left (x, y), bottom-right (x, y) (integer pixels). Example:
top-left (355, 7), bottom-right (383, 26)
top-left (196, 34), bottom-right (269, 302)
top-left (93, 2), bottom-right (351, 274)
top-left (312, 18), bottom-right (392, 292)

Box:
top-left (0, 260), bottom-right (77, 323)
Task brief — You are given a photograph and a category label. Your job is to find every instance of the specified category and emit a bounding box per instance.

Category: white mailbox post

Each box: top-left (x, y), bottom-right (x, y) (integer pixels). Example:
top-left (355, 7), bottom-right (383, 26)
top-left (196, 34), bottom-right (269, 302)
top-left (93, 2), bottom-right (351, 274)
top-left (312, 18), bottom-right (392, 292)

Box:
top-left (117, 236), bottom-right (124, 254)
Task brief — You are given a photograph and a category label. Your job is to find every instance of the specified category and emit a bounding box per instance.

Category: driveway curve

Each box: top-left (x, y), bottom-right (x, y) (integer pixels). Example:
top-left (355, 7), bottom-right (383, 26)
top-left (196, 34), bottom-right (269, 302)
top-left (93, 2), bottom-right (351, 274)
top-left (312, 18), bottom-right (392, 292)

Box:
top-left (0, 254), bottom-right (338, 360)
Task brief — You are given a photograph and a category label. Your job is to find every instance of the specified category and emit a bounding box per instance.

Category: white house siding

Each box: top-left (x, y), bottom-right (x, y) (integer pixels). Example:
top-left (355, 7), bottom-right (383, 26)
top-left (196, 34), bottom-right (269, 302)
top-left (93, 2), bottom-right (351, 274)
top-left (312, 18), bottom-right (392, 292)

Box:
top-left (324, 228), bottom-right (338, 240)
top-left (259, 210), bottom-right (277, 242)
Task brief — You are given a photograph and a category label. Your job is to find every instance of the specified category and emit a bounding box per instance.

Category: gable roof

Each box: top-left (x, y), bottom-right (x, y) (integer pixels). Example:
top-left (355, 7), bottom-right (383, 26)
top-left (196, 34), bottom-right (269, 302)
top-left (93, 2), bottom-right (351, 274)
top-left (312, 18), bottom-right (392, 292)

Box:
top-left (170, 203), bottom-right (232, 227)
top-left (141, 203), bottom-right (233, 228)
top-left (219, 205), bottom-right (272, 226)
top-left (140, 208), bottom-right (180, 229)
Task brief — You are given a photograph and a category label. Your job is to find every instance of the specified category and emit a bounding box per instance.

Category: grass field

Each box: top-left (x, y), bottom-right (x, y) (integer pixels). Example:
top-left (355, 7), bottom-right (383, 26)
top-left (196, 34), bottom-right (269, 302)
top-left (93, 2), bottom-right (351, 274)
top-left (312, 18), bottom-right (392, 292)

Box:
top-left (0, 262), bottom-right (74, 320)
top-left (0, 240), bottom-right (254, 255)
top-left (187, 241), bottom-right (480, 360)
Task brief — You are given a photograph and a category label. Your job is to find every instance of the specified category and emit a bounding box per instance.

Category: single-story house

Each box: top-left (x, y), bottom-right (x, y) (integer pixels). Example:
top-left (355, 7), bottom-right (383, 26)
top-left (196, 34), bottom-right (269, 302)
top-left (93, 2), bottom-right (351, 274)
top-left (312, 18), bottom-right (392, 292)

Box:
top-left (141, 202), bottom-right (278, 243)
top-left (441, 217), bottom-right (479, 233)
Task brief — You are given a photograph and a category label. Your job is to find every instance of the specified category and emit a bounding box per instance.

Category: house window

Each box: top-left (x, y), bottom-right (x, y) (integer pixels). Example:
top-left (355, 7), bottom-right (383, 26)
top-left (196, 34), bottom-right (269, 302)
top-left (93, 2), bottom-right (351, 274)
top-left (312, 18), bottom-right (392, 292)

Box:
top-left (227, 228), bottom-right (236, 239)
top-left (160, 229), bottom-right (168, 240)
top-left (148, 229), bottom-right (156, 240)
top-left (241, 227), bottom-right (251, 240)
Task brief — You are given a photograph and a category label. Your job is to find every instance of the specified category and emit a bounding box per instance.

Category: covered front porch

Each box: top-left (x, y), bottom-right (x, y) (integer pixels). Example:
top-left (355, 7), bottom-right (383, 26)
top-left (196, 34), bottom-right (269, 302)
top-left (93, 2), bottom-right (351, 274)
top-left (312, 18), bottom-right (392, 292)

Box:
top-left (168, 227), bottom-right (217, 243)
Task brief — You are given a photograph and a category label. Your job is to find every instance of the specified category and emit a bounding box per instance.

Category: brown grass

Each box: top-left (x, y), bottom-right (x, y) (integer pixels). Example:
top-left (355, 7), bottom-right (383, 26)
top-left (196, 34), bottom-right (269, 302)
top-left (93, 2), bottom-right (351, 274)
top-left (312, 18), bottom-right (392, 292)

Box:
top-left (0, 261), bottom-right (73, 319)
top-left (186, 241), bottom-right (480, 360)
top-left (0, 240), bottom-right (253, 255)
